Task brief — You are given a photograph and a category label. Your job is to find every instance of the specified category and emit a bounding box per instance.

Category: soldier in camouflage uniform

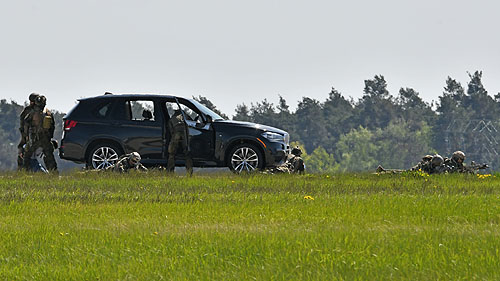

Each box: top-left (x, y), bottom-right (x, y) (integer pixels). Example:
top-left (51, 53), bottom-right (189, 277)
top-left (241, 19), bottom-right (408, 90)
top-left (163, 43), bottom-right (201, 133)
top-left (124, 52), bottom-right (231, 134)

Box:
top-left (409, 154), bottom-right (433, 172)
top-left (378, 154), bottom-right (448, 174)
top-left (22, 95), bottom-right (58, 172)
top-left (414, 154), bottom-right (446, 174)
top-left (287, 146), bottom-right (305, 174)
top-left (167, 110), bottom-right (193, 175)
top-left (444, 151), bottom-right (465, 173)
top-left (377, 151), bottom-right (487, 174)
top-left (269, 146), bottom-right (305, 174)
top-left (107, 152), bottom-right (147, 173)
top-left (427, 154), bottom-right (450, 174)
top-left (17, 93), bottom-right (39, 170)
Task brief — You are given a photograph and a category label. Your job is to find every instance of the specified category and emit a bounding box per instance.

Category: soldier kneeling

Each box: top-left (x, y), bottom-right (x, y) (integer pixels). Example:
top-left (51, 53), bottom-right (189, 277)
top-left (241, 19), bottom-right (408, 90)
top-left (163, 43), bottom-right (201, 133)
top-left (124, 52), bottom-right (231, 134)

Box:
top-left (107, 152), bottom-right (148, 173)
top-left (269, 146), bottom-right (305, 174)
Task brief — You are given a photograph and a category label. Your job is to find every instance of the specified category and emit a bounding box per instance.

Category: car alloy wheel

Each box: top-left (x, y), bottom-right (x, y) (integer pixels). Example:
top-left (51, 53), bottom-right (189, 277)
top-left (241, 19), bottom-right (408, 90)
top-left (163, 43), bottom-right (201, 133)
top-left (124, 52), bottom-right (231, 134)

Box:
top-left (91, 146), bottom-right (120, 170)
top-left (231, 147), bottom-right (260, 173)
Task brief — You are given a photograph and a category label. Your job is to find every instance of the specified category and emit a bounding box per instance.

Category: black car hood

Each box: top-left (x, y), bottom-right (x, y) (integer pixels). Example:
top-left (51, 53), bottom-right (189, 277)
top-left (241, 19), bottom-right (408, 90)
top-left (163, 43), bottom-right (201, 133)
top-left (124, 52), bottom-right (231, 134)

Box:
top-left (214, 120), bottom-right (287, 134)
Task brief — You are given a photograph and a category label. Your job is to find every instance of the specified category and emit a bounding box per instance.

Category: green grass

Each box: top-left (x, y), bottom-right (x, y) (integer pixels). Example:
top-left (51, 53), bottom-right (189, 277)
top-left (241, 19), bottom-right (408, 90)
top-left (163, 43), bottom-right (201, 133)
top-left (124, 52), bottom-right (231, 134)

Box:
top-left (1, 171), bottom-right (500, 280)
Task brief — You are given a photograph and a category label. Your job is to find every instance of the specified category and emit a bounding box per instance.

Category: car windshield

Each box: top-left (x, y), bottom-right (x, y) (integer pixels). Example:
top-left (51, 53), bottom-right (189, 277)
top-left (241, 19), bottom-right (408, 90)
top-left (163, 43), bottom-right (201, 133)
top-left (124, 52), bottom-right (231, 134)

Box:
top-left (189, 99), bottom-right (225, 121)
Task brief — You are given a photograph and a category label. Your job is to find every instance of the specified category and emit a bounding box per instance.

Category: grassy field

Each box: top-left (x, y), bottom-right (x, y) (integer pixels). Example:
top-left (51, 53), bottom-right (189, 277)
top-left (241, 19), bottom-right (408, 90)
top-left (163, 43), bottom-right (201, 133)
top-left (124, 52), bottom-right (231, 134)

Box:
top-left (1, 171), bottom-right (500, 280)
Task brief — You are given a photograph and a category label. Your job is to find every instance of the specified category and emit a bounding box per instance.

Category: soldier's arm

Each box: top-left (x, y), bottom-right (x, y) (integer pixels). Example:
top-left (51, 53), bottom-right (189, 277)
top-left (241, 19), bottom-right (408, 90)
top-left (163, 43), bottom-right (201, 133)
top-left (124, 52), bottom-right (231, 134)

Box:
top-left (47, 110), bottom-right (55, 138)
top-left (116, 163), bottom-right (126, 173)
top-left (137, 163), bottom-right (148, 171)
top-left (19, 107), bottom-right (29, 133)
top-left (107, 159), bottom-right (123, 172)
top-left (23, 112), bottom-right (33, 140)
top-left (409, 162), bottom-right (421, 171)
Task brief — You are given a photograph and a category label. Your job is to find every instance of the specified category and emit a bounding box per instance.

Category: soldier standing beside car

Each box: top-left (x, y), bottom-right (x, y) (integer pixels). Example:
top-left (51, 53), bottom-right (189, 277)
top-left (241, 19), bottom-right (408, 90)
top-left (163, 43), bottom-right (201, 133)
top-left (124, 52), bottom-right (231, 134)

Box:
top-left (166, 109), bottom-right (193, 175)
top-left (22, 95), bottom-right (58, 172)
top-left (17, 93), bottom-right (39, 170)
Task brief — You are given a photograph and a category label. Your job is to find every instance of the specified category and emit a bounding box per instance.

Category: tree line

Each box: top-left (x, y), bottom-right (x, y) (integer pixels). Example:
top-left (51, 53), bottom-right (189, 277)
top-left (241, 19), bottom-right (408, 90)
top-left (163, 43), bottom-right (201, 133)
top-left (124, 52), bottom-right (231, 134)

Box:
top-left (0, 70), bottom-right (498, 172)
top-left (198, 71), bottom-right (500, 172)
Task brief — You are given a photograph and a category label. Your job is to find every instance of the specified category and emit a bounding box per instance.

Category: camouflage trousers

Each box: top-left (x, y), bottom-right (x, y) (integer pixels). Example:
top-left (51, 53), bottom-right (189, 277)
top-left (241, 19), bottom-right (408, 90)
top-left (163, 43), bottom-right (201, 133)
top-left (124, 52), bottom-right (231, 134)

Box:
top-left (167, 132), bottom-right (193, 175)
top-left (270, 165), bottom-right (291, 174)
top-left (22, 136), bottom-right (57, 171)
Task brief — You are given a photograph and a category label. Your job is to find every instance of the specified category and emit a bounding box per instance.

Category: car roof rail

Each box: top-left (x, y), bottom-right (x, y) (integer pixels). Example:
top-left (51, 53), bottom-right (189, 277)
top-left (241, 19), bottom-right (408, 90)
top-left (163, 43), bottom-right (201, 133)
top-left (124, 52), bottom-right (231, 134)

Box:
top-left (104, 92), bottom-right (113, 95)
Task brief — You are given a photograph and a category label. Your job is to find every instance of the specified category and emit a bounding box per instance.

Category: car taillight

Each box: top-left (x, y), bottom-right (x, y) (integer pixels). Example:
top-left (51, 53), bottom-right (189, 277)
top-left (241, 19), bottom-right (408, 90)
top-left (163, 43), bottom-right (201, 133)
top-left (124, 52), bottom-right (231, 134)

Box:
top-left (64, 120), bottom-right (78, 131)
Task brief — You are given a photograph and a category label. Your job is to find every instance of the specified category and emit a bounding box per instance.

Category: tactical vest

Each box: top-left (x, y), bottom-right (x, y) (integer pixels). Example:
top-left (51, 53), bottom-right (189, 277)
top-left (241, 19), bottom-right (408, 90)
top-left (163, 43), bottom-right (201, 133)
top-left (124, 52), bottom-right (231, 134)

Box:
top-left (26, 109), bottom-right (53, 137)
top-left (169, 113), bottom-right (185, 133)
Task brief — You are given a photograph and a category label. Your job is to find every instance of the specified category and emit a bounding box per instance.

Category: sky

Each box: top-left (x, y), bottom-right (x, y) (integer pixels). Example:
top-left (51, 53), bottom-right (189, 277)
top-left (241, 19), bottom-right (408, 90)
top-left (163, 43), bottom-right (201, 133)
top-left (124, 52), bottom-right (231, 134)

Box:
top-left (1, 0), bottom-right (499, 116)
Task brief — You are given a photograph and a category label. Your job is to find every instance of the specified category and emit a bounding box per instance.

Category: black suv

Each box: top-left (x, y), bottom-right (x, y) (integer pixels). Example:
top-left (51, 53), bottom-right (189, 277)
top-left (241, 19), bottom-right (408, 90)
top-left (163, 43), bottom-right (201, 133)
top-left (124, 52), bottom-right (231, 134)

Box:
top-left (60, 93), bottom-right (290, 172)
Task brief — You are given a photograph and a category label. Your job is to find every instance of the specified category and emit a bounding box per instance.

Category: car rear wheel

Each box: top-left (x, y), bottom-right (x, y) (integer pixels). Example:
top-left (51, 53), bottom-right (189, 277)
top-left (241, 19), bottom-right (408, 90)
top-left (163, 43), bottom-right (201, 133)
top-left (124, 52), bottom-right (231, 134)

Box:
top-left (87, 143), bottom-right (122, 170)
top-left (228, 143), bottom-right (264, 173)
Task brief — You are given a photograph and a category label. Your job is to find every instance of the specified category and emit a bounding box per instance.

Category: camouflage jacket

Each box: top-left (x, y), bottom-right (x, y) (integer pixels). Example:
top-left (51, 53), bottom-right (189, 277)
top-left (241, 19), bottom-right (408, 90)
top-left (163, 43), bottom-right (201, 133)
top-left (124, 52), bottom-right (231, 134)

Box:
top-left (108, 156), bottom-right (148, 173)
top-left (24, 108), bottom-right (55, 140)
top-left (287, 155), bottom-right (305, 173)
top-left (168, 111), bottom-right (186, 134)
top-left (410, 160), bottom-right (453, 174)
top-left (19, 105), bottom-right (35, 135)
top-left (270, 155), bottom-right (305, 174)
top-left (444, 158), bottom-right (466, 173)
top-left (410, 160), bottom-right (432, 173)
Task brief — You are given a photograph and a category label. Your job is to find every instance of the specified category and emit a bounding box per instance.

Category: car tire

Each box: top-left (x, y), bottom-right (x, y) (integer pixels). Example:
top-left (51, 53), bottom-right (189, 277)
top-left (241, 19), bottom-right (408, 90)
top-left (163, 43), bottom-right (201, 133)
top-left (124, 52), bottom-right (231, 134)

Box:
top-left (228, 143), bottom-right (264, 173)
top-left (86, 143), bottom-right (123, 170)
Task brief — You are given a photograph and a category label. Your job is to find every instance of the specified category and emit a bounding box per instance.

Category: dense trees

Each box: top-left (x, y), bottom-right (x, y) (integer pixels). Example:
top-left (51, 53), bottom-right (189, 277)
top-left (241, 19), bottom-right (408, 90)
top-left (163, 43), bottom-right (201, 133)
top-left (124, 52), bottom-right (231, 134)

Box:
top-left (231, 71), bottom-right (500, 172)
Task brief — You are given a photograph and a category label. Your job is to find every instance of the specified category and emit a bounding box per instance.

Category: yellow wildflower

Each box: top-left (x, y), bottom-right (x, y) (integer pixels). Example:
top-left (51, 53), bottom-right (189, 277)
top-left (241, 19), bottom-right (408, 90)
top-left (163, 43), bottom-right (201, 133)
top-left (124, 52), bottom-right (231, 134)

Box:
top-left (304, 195), bottom-right (314, 200)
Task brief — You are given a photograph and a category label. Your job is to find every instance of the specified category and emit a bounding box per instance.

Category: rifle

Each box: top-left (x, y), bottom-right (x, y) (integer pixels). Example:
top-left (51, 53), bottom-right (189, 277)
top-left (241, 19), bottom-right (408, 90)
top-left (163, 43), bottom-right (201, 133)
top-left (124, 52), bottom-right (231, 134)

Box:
top-left (174, 98), bottom-right (191, 153)
top-left (464, 161), bottom-right (489, 173)
top-left (376, 165), bottom-right (405, 174)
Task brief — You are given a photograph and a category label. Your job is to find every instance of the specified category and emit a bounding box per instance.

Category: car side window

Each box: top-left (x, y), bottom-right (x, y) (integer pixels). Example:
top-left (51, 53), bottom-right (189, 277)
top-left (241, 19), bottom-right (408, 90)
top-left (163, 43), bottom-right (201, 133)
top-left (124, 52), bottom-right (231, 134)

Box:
top-left (165, 101), bottom-right (203, 123)
top-left (126, 100), bottom-right (155, 122)
top-left (91, 102), bottom-right (113, 119)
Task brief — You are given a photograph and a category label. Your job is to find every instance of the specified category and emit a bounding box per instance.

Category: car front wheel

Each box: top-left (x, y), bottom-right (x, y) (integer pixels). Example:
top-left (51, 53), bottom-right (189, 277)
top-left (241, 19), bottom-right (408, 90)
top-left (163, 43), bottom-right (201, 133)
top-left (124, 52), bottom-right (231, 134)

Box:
top-left (228, 143), bottom-right (264, 173)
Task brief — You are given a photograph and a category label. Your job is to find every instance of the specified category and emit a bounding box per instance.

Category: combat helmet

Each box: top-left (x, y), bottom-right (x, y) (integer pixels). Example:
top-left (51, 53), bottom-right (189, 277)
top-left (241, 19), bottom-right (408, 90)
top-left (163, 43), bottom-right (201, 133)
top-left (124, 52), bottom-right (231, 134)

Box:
top-left (452, 151), bottom-right (465, 163)
top-left (291, 146), bottom-right (302, 156)
top-left (34, 95), bottom-right (47, 108)
top-left (431, 154), bottom-right (444, 167)
top-left (422, 155), bottom-right (433, 162)
top-left (128, 152), bottom-right (141, 166)
top-left (29, 93), bottom-right (39, 102)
